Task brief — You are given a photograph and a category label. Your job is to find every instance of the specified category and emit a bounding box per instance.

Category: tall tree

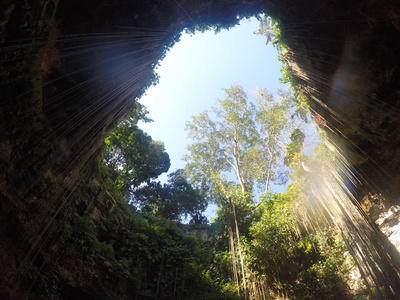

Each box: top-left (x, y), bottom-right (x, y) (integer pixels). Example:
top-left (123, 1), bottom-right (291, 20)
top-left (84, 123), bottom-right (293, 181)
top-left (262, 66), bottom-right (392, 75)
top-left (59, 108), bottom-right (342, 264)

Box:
top-left (251, 88), bottom-right (294, 194)
top-left (184, 85), bottom-right (298, 296)
top-left (185, 85), bottom-right (295, 198)
top-left (102, 103), bottom-right (170, 197)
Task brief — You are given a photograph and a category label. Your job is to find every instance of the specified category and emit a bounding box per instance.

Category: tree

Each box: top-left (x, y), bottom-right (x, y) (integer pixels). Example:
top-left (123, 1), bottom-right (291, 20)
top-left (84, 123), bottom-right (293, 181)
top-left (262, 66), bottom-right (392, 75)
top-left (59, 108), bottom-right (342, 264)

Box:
top-left (102, 103), bottom-right (170, 197)
top-left (185, 85), bottom-right (295, 198)
top-left (184, 85), bottom-right (299, 297)
top-left (133, 169), bottom-right (207, 221)
top-left (251, 88), bottom-right (294, 193)
top-left (185, 89), bottom-right (251, 194)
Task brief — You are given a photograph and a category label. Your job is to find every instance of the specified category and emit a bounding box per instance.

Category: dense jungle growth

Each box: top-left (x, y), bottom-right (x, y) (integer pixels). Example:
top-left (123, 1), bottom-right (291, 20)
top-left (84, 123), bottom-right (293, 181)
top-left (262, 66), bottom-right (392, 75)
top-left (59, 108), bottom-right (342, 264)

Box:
top-left (50, 85), bottom-right (361, 300)
top-left (5, 83), bottom-right (362, 300)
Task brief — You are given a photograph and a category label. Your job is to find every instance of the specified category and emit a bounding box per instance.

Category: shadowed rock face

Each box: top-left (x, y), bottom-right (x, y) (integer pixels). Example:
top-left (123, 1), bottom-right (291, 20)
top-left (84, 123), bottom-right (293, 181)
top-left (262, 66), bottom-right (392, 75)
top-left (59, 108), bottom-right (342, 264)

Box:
top-left (280, 1), bottom-right (400, 216)
top-left (0, 0), bottom-right (262, 200)
top-left (1, 0), bottom-right (400, 298)
top-left (259, 0), bottom-right (400, 217)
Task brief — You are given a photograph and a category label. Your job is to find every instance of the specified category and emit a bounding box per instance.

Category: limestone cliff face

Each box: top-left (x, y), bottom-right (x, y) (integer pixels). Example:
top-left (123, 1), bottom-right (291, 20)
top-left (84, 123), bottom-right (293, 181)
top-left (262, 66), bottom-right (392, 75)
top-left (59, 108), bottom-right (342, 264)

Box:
top-left (1, 0), bottom-right (400, 298)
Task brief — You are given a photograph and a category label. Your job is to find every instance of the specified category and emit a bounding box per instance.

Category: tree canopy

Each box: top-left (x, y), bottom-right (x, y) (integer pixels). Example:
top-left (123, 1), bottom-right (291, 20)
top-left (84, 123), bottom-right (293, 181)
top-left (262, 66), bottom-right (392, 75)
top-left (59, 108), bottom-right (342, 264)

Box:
top-left (185, 84), bottom-right (298, 198)
top-left (102, 103), bottom-right (170, 196)
top-left (133, 169), bottom-right (208, 221)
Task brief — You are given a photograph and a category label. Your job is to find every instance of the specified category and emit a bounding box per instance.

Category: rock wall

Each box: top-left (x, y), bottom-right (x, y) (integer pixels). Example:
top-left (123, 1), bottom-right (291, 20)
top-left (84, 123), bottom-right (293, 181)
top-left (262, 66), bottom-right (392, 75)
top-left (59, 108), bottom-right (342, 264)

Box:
top-left (0, 1), bottom-right (261, 298)
top-left (276, 0), bottom-right (400, 214)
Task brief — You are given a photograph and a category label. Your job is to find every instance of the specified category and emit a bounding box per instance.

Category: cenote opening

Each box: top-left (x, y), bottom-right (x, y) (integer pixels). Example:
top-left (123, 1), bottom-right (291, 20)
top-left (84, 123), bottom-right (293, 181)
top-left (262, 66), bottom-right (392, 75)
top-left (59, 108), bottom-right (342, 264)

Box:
top-left (1, 1), bottom-right (400, 299)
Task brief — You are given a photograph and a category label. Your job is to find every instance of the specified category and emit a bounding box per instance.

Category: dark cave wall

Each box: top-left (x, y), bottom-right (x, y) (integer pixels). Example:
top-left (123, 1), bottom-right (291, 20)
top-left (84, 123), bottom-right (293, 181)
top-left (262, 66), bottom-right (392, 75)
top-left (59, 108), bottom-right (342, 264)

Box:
top-left (1, 0), bottom-right (264, 199)
top-left (1, 0), bottom-right (400, 298)
top-left (0, 1), bottom-right (264, 299)
top-left (276, 0), bottom-right (400, 215)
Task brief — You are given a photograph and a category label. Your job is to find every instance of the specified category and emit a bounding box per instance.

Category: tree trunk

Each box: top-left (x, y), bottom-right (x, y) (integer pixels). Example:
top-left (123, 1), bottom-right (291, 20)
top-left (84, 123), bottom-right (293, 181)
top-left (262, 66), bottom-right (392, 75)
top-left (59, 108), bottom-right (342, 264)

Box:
top-left (228, 225), bottom-right (240, 290)
top-left (155, 257), bottom-right (164, 299)
top-left (231, 198), bottom-right (247, 298)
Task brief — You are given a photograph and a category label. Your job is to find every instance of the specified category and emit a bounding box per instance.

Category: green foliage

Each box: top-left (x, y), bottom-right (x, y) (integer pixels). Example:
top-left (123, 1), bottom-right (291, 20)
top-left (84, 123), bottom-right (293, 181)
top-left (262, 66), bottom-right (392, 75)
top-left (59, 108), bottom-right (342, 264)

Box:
top-left (254, 15), bottom-right (282, 50)
top-left (102, 103), bottom-right (170, 196)
top-left (211, 189), bottom-right (254, 249)
top-left (255, 14), bottom-right (318, 118)
top-left (185, 85), bottom-right (299, 198)
top-left (21, 266), bottom-right (60, 298)
top-left (247, 192), bottom-right (351, 299)
top-left (182, 82), bottom-right (355, 299)
top-left (111, 212), bottom-right (239, 300)
top-left (185, 84), bottom-right (257, 195)
top-left (255, 13), bottom-right (309, 105)
top-left (183, 242), bottom-right (241, 300)
top-left (60, 169), bottom-right (238, 299)
top-left (69, 213), bottom-right (99, 255)
top-left (133, 169), bottom-right (207, 221)
top-left (48, 80), bottom-right (352, 300)
top-left (284, 128), bottom-right (306, 166)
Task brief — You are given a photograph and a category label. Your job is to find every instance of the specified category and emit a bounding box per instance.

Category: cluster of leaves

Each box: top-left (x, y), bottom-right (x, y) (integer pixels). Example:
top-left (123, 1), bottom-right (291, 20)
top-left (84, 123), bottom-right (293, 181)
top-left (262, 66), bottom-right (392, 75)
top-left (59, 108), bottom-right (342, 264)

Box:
top-left (102, 103), bottom-right (170, 196)
top-left (255, 14), bottom-right (314, 117)
top-left (98, 200), bottom-right (242, 300)
top-left (247, 193), bottom-right (351, 299)
top-left (36, 160), bottom-right (234, 300)
top-left (101, 102), bottom-right (208, 222)
top-left (254, 15), bottom-right (282, 50)
top-left (206, 189), bottom-right (353, 299)
top-left (284, 128), bottom-right (306, 167)
top-left (185, 85), bottom-right (299, 198)
top-left (133, 169), bottom-right (208, 222)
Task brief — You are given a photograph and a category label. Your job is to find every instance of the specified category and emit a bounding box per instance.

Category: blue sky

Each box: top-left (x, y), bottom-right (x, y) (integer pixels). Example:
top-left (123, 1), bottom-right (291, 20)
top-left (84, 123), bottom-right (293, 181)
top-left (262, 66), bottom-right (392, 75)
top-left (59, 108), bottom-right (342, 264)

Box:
top-left (138, 17), bottom-right (288, 218)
